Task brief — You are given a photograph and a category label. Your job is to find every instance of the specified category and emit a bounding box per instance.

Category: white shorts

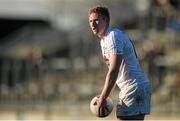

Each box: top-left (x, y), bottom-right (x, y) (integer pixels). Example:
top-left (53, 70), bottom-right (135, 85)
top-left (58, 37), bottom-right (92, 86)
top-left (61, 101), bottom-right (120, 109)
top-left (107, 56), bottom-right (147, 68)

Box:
top-left (116, 81), bottom-right (151, 116)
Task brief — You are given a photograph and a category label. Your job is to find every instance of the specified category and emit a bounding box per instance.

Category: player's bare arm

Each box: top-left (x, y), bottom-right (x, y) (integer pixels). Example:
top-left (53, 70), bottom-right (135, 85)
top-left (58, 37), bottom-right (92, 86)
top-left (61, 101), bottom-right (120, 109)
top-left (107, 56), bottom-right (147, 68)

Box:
top-left (97, 54), bottom-right (123, 109)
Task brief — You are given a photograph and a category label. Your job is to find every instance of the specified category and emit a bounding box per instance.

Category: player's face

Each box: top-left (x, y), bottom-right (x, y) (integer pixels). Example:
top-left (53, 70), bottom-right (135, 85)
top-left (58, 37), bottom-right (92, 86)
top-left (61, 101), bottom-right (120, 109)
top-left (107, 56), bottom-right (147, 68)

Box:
top-left (89, 13), bottom-right (107, 38)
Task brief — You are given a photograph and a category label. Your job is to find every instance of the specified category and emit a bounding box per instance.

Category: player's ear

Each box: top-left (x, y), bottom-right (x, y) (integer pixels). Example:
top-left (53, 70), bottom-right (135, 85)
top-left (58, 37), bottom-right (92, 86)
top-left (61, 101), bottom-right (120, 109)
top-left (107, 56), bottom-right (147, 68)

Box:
top-left (102, 16), bottom-right (107, 22)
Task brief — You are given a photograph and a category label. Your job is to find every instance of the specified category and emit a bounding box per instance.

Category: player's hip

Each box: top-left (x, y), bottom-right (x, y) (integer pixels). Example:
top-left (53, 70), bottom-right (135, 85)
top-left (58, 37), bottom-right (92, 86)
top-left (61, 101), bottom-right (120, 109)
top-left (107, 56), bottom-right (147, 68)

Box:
top-left (116, 82), bottom-right (151, 116)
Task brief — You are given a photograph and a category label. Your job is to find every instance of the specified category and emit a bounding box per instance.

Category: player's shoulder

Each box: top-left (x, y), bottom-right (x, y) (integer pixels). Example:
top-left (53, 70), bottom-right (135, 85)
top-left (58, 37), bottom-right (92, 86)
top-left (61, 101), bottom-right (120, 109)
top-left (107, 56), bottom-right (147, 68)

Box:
top-left (108, 27), bottom-right (126, 38)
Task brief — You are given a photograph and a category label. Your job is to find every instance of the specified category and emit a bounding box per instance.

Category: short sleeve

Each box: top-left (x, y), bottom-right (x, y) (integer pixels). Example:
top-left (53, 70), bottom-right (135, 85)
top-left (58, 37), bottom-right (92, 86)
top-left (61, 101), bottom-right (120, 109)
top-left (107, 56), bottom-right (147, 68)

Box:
top-left (106, 31), bottom-right (124, 55)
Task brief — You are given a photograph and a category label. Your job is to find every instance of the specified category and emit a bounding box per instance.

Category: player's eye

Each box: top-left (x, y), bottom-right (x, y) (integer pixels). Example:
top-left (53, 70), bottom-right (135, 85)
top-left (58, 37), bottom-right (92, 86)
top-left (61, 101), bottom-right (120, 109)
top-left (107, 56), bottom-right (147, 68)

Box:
top-left (94, 19), bottom-right (99, 24)
top-left (89, 19), bottom-right (99, 26)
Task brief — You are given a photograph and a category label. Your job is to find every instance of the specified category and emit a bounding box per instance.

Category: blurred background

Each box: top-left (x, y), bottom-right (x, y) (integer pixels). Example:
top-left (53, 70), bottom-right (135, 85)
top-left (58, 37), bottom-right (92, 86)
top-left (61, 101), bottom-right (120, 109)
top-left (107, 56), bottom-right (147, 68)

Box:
top-left (0, 0), bottom-right (179, 120)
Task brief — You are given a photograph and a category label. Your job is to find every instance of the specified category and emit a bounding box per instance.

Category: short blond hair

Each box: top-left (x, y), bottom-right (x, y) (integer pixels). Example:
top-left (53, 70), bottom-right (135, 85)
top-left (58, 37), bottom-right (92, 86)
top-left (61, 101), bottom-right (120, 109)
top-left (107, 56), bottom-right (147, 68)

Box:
top-left (88, 5), bottom-right (110, 25)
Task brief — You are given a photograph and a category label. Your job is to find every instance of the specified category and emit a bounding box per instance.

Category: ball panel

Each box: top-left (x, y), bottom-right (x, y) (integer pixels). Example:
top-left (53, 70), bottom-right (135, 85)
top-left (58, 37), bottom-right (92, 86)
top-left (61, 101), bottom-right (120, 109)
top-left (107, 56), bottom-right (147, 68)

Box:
top-left (90, 96), bottom-right (98, 116)
top-left (90, 96), bottom-right (113, 118)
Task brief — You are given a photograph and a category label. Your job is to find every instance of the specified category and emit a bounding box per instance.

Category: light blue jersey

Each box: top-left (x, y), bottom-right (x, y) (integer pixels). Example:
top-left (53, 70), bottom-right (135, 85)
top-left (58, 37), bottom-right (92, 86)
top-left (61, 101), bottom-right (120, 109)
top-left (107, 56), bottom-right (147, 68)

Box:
top-left (100, 27), bottom-right (149, 89)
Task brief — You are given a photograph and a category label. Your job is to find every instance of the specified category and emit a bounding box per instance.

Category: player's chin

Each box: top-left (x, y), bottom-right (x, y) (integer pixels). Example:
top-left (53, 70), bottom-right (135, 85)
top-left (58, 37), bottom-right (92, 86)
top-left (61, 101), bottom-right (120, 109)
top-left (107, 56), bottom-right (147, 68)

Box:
top-left (92, 30), bottom-right (98, 34)
top-left (92, 32), bottom-right (97, 35)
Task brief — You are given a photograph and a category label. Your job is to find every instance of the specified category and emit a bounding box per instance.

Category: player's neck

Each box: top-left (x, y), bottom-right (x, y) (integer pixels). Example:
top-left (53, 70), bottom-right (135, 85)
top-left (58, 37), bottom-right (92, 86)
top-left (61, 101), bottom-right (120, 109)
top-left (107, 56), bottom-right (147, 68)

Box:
top-left (98, 25), bottom-right (109, 39)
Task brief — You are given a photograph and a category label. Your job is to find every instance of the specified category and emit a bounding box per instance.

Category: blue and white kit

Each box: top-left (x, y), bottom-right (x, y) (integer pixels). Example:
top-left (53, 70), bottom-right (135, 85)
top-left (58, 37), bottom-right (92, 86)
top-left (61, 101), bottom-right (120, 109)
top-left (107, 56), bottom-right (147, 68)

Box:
top-left (100, 27), bottom-right (151, 116)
